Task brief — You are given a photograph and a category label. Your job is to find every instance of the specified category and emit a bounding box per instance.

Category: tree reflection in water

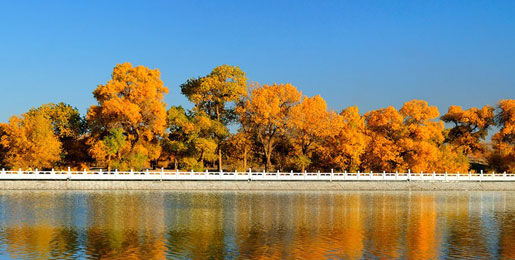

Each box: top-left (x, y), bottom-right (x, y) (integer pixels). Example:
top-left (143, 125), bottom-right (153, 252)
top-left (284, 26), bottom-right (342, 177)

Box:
top-left (0, 190), bottom-right (512, 259)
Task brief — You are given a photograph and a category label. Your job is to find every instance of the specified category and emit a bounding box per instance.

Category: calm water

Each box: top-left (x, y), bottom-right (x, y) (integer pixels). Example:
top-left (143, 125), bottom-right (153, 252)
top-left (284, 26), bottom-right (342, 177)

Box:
top-left (0, 191), bottom-right (512, 259)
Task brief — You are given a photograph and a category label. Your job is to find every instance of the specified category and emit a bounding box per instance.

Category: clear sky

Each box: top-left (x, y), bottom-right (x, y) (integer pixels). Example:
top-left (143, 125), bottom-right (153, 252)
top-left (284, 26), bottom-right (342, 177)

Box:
top-left (0, 0), bottom-right (513, 123)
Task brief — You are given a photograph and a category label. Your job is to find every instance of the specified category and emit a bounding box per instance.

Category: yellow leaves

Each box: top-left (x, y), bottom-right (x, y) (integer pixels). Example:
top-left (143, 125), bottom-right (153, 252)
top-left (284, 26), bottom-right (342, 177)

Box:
top-left (441, 104), bottom-right (495, 157)
top-left (494, 99), bottom-right (515, 142)
top-left (490, 99), bottom-right (515, 172)
top-left (89, 62), bottom-right (168, 137)
top-left (241, 83), bottom-right (302, 128)
top-left (0, 112), bottom-right (61, 169)
top-left (87, 63), bottom-right (168, 169)
top-left (361, 100), bottom-right (451, 173)
top-left (238, 83), bottom-right (302, 171)
top-left (288, 95), bottom-right (336, 171)
top-left (365, 106), bottom-right (404, 134)
top-left (322, 106), bottom-right (369, 172)
top-left (199, 65), bottom-right (247, 105)
top-left (400, 100), bottom-right (439, 123)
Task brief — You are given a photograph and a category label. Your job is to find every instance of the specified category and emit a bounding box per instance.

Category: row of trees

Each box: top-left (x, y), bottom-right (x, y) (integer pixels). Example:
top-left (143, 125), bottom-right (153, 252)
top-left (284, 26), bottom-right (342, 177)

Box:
top-left (0, 63), bottom-right (513, 172)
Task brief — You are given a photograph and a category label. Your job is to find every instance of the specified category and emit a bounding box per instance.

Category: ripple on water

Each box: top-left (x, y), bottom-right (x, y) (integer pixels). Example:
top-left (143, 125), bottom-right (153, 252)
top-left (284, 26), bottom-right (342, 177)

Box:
top-left (0, 191), bottom-right (512, 259)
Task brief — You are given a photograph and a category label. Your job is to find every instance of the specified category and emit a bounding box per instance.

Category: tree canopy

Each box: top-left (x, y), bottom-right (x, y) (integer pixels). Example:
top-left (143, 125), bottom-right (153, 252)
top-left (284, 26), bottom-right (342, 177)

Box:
top-left (0, 62), bottom-right (512, 173)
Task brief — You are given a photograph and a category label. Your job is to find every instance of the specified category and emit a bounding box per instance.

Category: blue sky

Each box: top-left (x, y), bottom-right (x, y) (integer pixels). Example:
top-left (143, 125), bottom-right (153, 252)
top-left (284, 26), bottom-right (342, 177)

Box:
top-left (0, 0), bottom-right (513, 123)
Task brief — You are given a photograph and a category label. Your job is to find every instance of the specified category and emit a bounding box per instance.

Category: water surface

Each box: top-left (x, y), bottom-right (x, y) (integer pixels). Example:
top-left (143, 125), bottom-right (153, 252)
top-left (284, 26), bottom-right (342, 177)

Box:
top-left (0, 190), bottom-right (513, 259)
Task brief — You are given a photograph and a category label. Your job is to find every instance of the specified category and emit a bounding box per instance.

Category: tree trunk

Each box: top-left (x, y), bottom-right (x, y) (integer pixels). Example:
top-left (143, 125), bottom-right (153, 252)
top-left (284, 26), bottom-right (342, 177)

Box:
top-left (216, 105), bottom-right (223, 172)
top-left (107, 154), bottom-right (112, 172)
top-left (264, 139), bottom-right (273, 172)
top-left (243, 146), bottom-right (248, 171)
top-left (266, 152), bottom-right (272, 172)
top-left (218, 147), bottom-right (223, 172)
top-left (174, 158), bottom-right (178, 170)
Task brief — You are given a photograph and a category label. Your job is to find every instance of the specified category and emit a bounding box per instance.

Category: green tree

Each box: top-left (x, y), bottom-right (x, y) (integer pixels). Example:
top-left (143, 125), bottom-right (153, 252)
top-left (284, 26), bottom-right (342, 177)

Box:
top-left (27, 102), bottom-right (87, 167)
top-left (180, 65), bottom-right (247, 171)
top-left (163, 106), bottom-right (223, 171)
top-left (102, 128), bottom-right (127, 171)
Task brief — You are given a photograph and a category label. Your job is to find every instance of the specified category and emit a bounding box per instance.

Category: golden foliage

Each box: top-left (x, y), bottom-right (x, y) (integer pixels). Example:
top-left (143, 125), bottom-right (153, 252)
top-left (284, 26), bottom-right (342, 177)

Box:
top-left (181, 64), bottom-right (247, 171)
top-left (87, 63), bottom-right (168, 170)
top-left (288, 95), bottom-right (336, 171)
top-left (441, 105), bottom-right (495, 156)
top-left (363, 106), bottom-right (405, 172)
top-left (0, 62), bottom-right (511, 173)
top-left (238, 83), bottom-right (302, 171)
top-left (321, 106), bottom-right (369, 172)
top-left (0, 112), bottom-right (61, 169)
top-left (490, 99), bottom-right (514, 172)
top-left (362, 100), bottom-right (468, 173)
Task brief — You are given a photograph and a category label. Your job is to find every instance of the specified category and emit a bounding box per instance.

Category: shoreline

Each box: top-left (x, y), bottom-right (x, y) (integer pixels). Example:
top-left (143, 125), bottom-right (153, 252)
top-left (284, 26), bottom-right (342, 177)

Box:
top-left (0, 180), bottom-right (513, 191)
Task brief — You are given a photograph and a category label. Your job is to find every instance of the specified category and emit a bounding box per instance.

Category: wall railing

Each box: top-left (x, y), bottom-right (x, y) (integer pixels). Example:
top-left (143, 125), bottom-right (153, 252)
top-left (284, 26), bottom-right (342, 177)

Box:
top-left (0, 169), bottom-right (513, 181)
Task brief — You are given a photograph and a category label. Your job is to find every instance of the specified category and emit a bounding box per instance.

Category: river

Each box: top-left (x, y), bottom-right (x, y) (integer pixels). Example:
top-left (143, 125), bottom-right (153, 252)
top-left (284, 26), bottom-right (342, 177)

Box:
top-left (0, 190), bottom-right (512, 259)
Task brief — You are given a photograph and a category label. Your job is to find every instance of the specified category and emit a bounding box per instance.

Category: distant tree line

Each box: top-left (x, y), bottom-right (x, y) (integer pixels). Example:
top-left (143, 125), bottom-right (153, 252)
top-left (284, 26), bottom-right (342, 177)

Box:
top-left (0, 63), bottom-right (513, 173)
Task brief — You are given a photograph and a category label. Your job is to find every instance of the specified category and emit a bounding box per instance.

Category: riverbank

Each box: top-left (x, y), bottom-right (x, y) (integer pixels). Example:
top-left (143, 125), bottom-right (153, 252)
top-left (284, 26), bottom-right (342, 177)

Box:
top-left (0, 180), bottom-right (513, 190)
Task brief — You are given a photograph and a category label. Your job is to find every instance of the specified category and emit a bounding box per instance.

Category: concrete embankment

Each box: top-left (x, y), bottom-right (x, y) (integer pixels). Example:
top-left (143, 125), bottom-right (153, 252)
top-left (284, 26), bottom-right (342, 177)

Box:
top-left (0, 180), bottom-right (513, 191)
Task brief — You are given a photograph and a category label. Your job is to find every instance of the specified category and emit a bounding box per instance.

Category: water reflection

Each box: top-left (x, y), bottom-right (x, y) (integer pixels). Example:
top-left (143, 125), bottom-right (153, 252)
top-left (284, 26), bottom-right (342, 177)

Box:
top-left (0, 191), bottom-right (512, 259)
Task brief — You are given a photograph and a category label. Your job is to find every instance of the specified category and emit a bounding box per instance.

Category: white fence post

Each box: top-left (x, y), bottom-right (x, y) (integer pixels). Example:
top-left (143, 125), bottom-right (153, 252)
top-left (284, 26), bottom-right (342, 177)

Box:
top-left (331, 169), bottom-right (334, 182)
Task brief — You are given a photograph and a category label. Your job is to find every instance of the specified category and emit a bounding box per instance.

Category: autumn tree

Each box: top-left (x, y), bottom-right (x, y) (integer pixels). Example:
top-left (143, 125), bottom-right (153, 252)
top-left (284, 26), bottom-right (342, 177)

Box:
top-left (363, 100), bottom-right (469, 173)
top-left (161, 106), bottom-right (192, 170)
top-left (90, 128), bottom-right (127, 171)
top-left (321, 106), bottom-right (369, 172)
top-left (238, 83), bottom-right (302, 171)
top-left (26, 102), bottom-right (87, 167)
top-left (362, 106), bottom-right (405, 172)
top-left (181, 65), bottom-right (247, 171)
top-left (441, 105), bottom-right (495, 157)
top-left (0, 124), bottom-right (7, 167)
top-left (162, 106), bottom-right (224, 171)
top-left (224, 131), bottom-right (254, 171)
top-left (87, 63), bottom-right (168, 170)
top-left (490, 99), bottom-right (514, 172)
top-left (398, 100), bottom-right (458, 172)
top-left (287, 95), bottom-right (336, 172)
top-left (0, 112), bottom-right (61, 169)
